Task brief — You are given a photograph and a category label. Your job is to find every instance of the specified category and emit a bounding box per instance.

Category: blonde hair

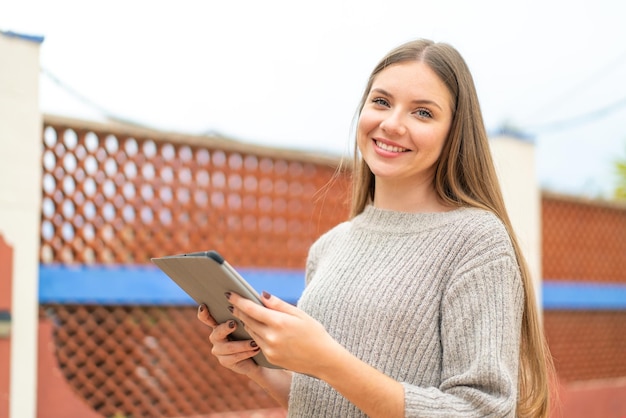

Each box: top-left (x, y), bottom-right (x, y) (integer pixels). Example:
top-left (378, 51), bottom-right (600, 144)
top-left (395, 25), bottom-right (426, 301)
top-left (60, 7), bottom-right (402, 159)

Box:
top-left (350, 39), bottom-right (556, 418)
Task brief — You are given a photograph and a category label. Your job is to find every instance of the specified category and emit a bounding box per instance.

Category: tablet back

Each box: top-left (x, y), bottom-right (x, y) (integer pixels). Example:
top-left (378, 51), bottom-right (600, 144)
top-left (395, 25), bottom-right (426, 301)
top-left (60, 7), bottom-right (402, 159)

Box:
top-left (151, 250), bottom-right (279, 368)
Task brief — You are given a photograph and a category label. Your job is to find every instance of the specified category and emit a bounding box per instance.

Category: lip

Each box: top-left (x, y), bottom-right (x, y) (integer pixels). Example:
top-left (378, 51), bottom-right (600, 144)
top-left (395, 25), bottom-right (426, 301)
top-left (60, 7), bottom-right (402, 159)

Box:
top-left (372, 138), bottom-right (411, 156)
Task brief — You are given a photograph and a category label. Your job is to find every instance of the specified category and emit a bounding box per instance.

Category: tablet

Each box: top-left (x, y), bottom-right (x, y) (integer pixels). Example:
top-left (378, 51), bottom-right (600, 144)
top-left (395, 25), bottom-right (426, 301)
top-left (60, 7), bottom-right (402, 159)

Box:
top-left (151, 250), bottom-right (279, 369)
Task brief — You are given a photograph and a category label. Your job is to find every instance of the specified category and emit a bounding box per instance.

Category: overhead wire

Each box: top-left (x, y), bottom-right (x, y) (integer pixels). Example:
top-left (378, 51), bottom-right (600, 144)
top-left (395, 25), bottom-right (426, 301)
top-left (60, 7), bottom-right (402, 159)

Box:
top-left (520, 49), bottom-right (626, 134)
top-left (41, 66), bottom-right (115, 118)
top-left (525, 95), bottom-right (626, 134)
top-left (40, 66), bottom-right (157, 129)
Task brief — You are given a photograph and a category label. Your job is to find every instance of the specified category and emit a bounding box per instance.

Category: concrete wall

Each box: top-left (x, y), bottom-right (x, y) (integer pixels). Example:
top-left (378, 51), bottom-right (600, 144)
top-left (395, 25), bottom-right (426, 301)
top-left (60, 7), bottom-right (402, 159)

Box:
top-left (0, 31), bottom-right (44, 418)
top-left (490, 136), bottom-right (542, 307)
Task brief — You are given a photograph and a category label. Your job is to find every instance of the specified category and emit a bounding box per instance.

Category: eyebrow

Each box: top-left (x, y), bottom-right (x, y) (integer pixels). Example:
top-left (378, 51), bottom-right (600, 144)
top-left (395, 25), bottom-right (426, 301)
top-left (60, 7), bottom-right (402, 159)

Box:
top-left (370, 88), bottom-right (444, 111)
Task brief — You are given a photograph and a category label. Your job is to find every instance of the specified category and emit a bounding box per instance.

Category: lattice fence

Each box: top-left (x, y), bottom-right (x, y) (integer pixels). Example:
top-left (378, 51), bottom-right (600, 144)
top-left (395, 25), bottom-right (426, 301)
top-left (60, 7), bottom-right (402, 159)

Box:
top-left (541, 193), bottom-right (626, 383)
top-left (40, 117), bottom-right (349, 267)
top-left (544, 310), bottom-right (626, 382)
top-left (40, 116), bottom-right (350, 417)
top-left (542, 193), bottom-right (625, 283)
top-left (42, 304), bottom-right (283, 418)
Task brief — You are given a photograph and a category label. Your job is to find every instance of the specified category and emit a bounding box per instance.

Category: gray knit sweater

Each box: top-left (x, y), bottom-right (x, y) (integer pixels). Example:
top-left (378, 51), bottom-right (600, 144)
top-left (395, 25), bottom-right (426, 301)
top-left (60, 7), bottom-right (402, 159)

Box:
top-left (288, 205), bottom-right (523, 417)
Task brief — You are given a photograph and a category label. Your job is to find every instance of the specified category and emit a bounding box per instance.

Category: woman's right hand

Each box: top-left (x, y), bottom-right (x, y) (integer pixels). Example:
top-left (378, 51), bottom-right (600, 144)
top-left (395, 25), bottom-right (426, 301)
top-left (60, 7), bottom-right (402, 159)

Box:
top-left (197, 304), bottom-right (261, 376)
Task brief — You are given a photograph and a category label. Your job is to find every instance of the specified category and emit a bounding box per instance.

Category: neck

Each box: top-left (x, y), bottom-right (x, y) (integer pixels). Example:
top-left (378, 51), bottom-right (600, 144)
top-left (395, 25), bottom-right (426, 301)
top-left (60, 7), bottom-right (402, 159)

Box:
top-left (373, 177), bottom-right (450, 213)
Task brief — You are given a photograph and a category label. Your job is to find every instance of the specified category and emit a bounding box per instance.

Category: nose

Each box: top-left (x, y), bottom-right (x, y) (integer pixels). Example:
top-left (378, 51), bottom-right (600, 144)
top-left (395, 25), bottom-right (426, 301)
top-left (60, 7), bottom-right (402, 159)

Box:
top-left (380, 110), bottom-right (406, 137)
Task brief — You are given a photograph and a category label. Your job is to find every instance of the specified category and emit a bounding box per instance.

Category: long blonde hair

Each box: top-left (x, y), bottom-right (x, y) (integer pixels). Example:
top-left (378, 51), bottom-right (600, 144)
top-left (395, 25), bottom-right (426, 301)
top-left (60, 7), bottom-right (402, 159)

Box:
top-left (350, 39), bottom-right (555, 418)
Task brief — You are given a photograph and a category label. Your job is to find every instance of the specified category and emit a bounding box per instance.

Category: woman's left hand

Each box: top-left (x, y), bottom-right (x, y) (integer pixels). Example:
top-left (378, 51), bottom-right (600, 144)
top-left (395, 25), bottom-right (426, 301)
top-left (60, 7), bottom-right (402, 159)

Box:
top-left (226, 291), bottom-right (339, 376)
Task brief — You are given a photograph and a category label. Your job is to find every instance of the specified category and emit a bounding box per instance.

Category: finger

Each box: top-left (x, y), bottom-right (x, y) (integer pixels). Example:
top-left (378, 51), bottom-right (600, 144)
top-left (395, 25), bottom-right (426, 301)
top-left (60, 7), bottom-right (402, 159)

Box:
top-left (228, 297), bottom-right (278, 349)
top-left (209, 319), bottom-right (239, 343)
top-left (211, 337), bottom-right (261, 357)
top-left (197, 304), bottom-right (219, 328)
top-left (259, 291), bottom-right (300, 315)
top-left (230, 291), bottom-right (300, 323)
top-left (226, 292), bottom-right (280, 325)
top-left (219, 351), bottom-right (259, 368)
top-left (213, 344), bottom-right (261, 370)
top-left (229, 306), bottom-right (265, 339)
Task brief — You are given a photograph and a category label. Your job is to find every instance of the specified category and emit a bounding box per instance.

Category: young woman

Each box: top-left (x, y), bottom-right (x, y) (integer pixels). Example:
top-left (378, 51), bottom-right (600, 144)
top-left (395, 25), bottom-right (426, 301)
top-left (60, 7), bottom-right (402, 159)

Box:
top-left (198, 38), bottom-right (554, 418)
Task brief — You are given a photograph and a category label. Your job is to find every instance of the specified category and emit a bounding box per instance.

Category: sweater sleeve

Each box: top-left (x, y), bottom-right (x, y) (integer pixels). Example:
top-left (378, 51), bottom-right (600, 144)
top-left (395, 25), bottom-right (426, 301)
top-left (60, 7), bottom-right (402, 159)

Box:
top-left (304, 221), bottom-right (350, 286)
top-left (403, 255), bottom-right (524, 418)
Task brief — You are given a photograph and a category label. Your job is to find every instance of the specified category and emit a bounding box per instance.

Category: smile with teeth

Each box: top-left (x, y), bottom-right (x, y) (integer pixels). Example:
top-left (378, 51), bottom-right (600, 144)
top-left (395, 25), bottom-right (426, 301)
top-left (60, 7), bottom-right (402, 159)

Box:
top-left (375, 140), bottom-right (409, 153)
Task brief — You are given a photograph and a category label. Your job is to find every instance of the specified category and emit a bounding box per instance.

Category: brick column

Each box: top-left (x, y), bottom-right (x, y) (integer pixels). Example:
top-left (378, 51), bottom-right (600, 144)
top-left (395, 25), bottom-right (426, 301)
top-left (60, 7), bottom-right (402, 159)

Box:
top-left (0, 235), bottom-right (13, 418)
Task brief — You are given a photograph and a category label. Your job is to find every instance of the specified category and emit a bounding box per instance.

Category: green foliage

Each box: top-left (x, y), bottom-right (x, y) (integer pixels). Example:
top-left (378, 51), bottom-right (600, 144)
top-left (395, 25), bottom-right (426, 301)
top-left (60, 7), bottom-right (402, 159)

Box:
top-left (615, 142), bottom-right (626, 200)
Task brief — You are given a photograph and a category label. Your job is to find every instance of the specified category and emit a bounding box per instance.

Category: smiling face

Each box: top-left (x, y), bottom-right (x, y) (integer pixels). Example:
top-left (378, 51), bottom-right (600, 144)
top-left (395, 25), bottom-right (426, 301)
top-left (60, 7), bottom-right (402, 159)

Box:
top-left (357, 61), bottom-right (453, 198)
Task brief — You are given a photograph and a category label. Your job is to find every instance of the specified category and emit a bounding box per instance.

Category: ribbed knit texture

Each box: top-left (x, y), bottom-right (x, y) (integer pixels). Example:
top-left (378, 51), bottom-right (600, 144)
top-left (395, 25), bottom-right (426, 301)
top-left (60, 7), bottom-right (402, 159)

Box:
top-left (288, 205), bottom-right (524, 417)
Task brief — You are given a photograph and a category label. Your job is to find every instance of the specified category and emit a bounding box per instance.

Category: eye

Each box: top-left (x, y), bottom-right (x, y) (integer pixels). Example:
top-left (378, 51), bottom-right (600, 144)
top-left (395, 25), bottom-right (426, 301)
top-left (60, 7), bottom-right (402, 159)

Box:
top-left (372, 97), bottom-right (390, 107)
top-left (415, 108), bottom-right (433, 119)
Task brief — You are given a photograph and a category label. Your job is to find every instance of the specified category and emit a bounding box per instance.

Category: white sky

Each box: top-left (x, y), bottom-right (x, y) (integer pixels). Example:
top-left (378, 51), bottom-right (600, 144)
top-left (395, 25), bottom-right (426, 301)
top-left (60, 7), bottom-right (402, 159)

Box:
top-left (2, 0), bottom-right (626, 198)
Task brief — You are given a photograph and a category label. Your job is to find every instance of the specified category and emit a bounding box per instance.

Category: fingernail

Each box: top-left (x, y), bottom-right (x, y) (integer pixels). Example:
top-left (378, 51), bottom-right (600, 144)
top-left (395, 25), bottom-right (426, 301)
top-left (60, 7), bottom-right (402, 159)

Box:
top-left (228, 320), bottom-right (236, 329)
top-left (262, 291), bottom-right (271, 299)
top-left (224, 292), bottom-right (232, 300)
top-left (227, 306), bottom-right (234, 313)
top-left (250, 341), bottom-right (257, 348)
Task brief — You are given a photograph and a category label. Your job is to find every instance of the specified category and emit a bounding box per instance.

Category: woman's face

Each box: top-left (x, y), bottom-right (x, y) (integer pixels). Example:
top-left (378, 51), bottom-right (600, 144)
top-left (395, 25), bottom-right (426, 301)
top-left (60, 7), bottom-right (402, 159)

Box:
top-left (357, 61), bottom-right (453, 189)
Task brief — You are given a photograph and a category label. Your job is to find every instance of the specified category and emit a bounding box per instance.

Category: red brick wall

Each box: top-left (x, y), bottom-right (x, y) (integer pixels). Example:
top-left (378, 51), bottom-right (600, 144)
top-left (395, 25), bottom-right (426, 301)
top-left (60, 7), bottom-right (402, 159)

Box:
top-left (0, 235), bottom-right (12, 418)
top-left (555, 378), bottom-right (626, 418)
top-left (39, 115), bottom-right (350, 269)
top-left (542, 193), bottom-right (626, 383)
top-left (544, 311), bottom-right (626, 382)
top-left (38, 116), bottom-right (349, 418)
top-left (542, 192), bottom-right (626, 283)
top-left (542, 194), bottom-right (626, 417)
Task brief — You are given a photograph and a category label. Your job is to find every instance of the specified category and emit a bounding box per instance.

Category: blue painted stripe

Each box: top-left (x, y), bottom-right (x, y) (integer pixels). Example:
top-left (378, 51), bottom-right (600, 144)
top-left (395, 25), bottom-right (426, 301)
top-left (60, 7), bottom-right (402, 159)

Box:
top-left (39, 265), bottom-right (626, 310)
top-left (0, 30), bottom-right (45, 43)
top-left (39, 264), bottom-right (305, 305)
top-left (542, 281), bottom-right (626, 310)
